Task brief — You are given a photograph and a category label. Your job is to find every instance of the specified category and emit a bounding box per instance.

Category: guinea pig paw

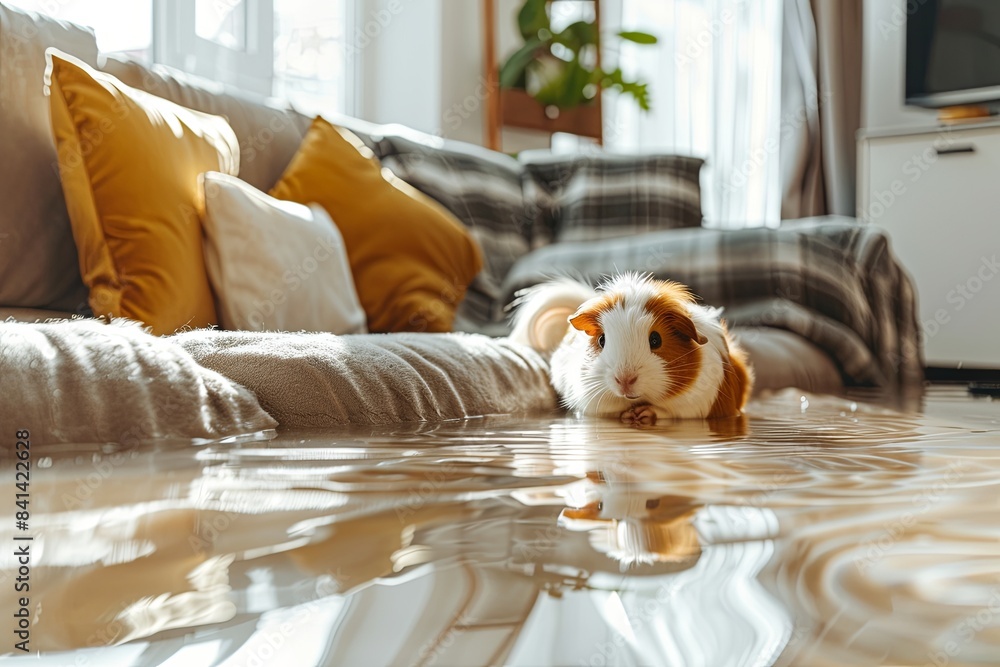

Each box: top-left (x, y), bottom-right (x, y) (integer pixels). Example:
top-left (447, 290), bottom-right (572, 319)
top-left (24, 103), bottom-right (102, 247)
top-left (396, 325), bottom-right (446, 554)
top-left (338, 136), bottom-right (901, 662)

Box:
top-left (620, 405), bottom-right (657, 427)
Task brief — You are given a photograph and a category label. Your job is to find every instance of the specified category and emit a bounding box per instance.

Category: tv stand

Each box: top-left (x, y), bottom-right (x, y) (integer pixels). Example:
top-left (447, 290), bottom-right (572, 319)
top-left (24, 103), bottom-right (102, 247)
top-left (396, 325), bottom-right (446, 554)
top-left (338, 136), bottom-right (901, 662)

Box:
top-left (858, 121), bottom-right (1000, 370)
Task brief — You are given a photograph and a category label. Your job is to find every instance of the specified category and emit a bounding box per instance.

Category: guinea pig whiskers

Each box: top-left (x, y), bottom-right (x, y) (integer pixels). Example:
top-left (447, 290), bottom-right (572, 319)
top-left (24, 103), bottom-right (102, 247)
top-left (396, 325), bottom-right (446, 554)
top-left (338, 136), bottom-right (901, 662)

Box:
top-left (579, 375), bottom-right (606, 399)
top-left (663, 345), bottom-right (702, 366)
top-left (579, 382), bottom-right (607, 416)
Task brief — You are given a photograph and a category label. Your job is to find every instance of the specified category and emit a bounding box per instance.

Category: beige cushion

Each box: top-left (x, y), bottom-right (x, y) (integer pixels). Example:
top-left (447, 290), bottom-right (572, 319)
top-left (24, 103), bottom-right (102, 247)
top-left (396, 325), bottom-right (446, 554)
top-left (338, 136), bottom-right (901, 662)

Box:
top-left (0, 319), bottom-right (276, 444)
top-left (101, 55), bottom-right (308, 192)
top-left (0, 5), bottom-right (97, 311)
top-left (200, 172), bottom-right (367, 334)
top-left (173, 330), bottom-right (558, 427)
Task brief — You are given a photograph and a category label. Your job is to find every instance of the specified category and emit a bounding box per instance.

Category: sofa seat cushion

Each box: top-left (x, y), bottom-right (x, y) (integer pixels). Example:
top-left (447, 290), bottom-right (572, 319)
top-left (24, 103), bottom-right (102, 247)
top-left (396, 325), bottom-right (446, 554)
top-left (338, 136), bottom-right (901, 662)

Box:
top-left (172, 330), bottom-right (558, 428)
top-left (733, 327), bottom-right (843, 394)
top-left (0, 4), bottom-right (98, 312)
top-left (0, 319), bottom-right (276, 445)
top-left (47, 50), bottom-right (240, 335)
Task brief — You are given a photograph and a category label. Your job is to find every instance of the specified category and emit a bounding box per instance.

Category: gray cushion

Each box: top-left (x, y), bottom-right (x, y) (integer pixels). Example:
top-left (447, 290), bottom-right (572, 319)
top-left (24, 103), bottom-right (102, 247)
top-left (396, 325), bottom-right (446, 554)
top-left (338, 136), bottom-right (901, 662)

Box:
top-left (520, 151), bottom-right (705, 243)
top-left (0, 319), bottom-right (276, 444)
top-left (173, 330), bottom-right (558, 428)
top-left (0, 4), bottom-right (97, 311)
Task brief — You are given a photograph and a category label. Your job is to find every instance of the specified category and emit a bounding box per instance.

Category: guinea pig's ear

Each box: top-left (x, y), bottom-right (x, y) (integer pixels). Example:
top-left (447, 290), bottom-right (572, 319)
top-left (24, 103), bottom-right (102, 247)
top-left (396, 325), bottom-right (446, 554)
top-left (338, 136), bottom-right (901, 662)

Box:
top-left (568, 299), bottom-right (603, 337)
top-left (670, 311), bottom-right (709, 345)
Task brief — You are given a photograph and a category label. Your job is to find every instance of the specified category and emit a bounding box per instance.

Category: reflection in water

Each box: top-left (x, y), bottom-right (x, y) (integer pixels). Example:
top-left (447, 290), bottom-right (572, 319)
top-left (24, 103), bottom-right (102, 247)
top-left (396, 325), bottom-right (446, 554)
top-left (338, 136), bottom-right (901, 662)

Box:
top-left (2, 387), bottom-right (1000, 665)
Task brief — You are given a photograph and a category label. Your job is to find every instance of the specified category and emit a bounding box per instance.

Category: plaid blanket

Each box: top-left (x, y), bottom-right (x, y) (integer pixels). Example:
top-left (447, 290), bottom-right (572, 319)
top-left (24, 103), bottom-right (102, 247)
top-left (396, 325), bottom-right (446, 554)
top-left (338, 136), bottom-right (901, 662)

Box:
top-left (500, 217), bottom-right (923, 388)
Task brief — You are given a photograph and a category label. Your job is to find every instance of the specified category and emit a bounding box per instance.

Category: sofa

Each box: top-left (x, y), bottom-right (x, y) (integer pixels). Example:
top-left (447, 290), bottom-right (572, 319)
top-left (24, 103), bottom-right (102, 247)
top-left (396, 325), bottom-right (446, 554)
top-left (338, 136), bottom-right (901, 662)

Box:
top-left (0, 3), bottom-right (924, 433)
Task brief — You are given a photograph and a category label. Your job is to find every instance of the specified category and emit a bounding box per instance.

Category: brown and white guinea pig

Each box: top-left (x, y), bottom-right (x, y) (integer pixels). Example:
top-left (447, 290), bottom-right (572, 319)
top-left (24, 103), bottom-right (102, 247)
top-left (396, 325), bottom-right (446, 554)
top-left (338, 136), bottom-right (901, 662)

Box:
top-left (510, 273), bottom-right (753, 424)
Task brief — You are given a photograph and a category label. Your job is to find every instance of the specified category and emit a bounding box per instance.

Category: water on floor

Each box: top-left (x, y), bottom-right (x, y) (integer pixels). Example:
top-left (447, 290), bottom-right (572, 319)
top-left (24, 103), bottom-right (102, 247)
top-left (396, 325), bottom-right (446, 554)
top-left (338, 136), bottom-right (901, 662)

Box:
top-left (3, 386), bottom-right (1000, 666)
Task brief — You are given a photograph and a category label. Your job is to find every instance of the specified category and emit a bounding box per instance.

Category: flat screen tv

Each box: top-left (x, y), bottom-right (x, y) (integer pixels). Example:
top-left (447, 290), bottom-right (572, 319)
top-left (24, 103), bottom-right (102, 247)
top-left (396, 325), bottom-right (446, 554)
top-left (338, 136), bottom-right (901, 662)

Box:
top-left (906, 0), bottom-right (1000, 108)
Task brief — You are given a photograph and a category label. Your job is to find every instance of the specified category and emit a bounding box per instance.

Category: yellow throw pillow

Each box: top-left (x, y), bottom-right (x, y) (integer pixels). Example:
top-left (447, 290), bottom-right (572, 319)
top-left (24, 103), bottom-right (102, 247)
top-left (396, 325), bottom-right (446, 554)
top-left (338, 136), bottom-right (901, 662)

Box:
top-left (46, 50), bottom-right (239, 335)
top-left (269, 117), bottom-right (483, 333)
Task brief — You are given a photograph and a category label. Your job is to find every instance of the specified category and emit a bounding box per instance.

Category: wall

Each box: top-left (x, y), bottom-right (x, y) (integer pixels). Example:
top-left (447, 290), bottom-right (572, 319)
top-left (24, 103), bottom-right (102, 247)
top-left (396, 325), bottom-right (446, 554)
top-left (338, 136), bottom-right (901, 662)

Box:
top-left (358, 0), bottom-right (550, 149)
top-left (356, 0), bottom-right (443, 134)
top-left (363, 0), bottom-right (945, 139)
top-left (861, 0), bottom-right (939, 130)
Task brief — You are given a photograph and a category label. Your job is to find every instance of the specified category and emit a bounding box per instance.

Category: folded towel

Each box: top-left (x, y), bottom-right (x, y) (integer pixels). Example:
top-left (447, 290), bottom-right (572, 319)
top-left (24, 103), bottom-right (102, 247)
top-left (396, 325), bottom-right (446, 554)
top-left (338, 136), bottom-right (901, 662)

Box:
top-left (0, 319), bottom-right (276, 444)
top-left (172, 330), bottom-right (558, 427)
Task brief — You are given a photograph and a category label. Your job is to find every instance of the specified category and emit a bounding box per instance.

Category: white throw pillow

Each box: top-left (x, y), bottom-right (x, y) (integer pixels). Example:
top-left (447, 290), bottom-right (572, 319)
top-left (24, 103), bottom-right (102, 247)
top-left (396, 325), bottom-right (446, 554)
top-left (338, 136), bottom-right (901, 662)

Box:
top-left (200, 172), bottom-right (367, 333)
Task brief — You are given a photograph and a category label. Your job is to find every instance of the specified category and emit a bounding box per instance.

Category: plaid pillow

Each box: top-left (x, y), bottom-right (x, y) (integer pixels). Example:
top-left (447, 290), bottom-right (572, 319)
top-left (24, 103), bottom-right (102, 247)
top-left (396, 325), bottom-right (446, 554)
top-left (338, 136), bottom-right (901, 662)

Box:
top-left (379, 133), bottom-right (534, 322)
top-left (521, 152), bottom-right (705, 243)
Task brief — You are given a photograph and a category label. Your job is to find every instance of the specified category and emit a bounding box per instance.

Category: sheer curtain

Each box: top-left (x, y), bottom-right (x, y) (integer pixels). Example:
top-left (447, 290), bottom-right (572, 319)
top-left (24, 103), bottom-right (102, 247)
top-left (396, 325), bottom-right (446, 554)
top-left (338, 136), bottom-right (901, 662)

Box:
top-left (602, 0), bottom-right (783, 229)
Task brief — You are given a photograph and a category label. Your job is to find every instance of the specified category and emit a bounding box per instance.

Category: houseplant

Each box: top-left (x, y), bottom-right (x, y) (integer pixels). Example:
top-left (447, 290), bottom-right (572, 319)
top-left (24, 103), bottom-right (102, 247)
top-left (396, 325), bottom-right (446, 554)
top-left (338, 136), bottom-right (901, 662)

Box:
top-left (499, 0), bottom-right (658, 111)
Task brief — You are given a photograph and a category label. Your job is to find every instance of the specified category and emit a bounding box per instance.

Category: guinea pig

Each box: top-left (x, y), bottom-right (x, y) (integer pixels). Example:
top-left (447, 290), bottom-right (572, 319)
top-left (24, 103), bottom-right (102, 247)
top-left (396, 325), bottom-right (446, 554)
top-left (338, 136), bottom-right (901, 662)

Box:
top-left (510, 273), bottom-right (753, 424)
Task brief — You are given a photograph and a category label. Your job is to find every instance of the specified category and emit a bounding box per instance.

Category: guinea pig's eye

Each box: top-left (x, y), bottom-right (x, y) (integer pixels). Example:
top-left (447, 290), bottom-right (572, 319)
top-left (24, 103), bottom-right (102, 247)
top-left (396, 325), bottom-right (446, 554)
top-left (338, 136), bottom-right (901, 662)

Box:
top-left (598, 334), bottom-right (606, 349)
top-left (649, 331), bottom-right (662, 350)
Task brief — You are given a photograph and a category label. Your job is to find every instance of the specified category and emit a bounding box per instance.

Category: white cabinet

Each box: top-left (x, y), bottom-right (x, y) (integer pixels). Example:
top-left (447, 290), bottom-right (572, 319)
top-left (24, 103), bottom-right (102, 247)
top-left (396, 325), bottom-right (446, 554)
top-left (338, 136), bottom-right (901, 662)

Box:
top-left (858, 122), bottom-right (1000, 369)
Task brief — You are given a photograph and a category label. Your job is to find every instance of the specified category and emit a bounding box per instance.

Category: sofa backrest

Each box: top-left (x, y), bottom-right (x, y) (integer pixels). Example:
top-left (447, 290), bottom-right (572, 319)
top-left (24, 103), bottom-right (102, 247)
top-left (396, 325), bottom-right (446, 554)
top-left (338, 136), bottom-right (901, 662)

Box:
top-left (0, 3), bottom-right (97, 312)
top-left (101, 55), bottom-right (310, 193)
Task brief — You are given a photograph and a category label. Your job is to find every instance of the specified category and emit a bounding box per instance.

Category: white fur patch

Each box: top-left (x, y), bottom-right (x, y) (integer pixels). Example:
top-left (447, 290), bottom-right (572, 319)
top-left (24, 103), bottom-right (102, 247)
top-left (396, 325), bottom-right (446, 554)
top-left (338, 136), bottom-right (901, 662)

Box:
top-left (551, 274), bottom-right (729, 419)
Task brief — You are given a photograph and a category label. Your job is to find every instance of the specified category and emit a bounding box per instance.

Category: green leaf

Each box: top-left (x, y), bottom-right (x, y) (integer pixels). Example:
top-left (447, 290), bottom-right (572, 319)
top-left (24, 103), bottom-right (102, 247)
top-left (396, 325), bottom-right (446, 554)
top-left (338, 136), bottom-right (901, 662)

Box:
top-left (517, 0), bottom-right (550, 40)
top-left (499, 37), bottom-right (544, 89)
top-left (562, 59), bottom-right (594, 106)
top-left (552, 20), bottom-right (598, 51)
top-left (621, 81), bottom-right (652, 110)
top-left (617, 30), bottom-right (658, 45)
top-left (596, 67), bottom-right (652, 110)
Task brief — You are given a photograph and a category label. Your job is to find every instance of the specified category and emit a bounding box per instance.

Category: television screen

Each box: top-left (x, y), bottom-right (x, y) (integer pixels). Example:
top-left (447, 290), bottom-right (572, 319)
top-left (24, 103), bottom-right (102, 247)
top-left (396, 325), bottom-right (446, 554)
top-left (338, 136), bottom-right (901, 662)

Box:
top-left (906, 0), bottom-right (1000, 107)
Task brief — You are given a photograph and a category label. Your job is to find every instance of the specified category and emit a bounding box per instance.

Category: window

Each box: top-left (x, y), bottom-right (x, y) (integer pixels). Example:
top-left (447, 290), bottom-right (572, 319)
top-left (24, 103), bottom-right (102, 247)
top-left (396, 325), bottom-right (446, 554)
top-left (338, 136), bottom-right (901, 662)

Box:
top-left (272, 0), bottom-right (352, 116)
top-left (607, 0), bottom-right (783, 228)
top-left (6, 0), bottom-right (352, 115)
top-left (5, 0), bottom-right (153, 59)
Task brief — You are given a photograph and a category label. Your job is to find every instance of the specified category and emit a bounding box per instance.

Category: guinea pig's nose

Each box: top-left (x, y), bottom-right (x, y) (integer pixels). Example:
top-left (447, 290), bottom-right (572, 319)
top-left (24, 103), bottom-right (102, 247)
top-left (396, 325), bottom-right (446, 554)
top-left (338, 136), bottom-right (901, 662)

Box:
top-left (615, 373), bottom-right (638, 395)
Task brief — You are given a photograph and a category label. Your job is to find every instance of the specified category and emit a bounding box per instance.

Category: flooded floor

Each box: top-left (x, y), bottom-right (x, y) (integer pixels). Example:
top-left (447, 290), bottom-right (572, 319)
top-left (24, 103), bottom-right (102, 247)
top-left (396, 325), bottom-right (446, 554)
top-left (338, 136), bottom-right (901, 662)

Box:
top-left (3, 385), bottom-right (1000, 666)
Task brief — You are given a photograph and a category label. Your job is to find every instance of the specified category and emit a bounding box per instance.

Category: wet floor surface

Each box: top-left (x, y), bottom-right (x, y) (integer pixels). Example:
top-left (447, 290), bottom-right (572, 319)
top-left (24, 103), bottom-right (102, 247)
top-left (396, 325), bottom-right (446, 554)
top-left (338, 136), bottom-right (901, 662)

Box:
top-left (3, 385), bottom-right (1000, 666)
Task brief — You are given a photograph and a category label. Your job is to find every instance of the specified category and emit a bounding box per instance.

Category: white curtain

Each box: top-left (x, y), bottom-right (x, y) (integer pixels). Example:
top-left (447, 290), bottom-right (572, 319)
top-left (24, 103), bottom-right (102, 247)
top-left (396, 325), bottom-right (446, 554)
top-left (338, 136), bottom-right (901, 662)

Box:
top-left (602, 0), bottom-right (783, 229)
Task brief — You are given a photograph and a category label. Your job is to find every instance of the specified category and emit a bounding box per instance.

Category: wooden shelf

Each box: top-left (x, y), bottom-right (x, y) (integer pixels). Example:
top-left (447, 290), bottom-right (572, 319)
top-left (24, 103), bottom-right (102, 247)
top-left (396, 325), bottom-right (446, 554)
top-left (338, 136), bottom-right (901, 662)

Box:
top-left (482, 0), bottom-right (603, 150)
top-left (500, 88), bottom-right (602, 140)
